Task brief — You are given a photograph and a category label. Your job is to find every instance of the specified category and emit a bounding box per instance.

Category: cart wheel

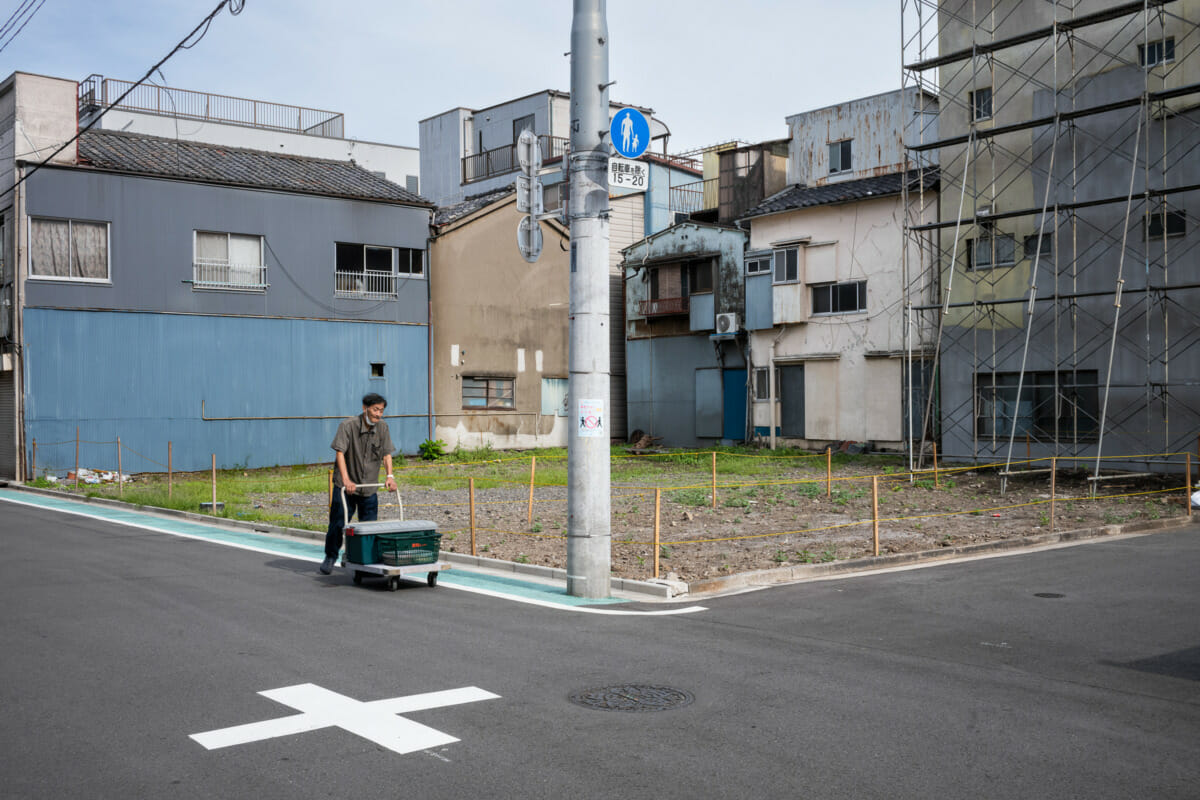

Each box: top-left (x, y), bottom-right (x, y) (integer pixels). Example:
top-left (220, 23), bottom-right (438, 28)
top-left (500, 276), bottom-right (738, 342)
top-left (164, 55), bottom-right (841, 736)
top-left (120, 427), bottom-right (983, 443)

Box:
top-left (388, 576), bottom-right (400, 591)
top-left (353, 571), bottom-right (363, 585)
top-left (427, 571), bottom-right (439, 587)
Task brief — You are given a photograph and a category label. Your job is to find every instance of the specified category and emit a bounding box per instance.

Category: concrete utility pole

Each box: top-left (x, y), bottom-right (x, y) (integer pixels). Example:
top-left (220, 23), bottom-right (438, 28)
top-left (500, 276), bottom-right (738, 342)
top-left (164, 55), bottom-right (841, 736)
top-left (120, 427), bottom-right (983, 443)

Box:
top-left (566, 0), bottom-right (611, 599)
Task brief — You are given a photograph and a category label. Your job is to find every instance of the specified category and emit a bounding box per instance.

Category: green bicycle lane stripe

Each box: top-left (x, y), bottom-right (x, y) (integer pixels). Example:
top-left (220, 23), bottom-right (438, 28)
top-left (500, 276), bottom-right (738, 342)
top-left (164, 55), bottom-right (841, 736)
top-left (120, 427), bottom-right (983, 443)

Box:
top-left (0, 489), bottom-right (664, 611)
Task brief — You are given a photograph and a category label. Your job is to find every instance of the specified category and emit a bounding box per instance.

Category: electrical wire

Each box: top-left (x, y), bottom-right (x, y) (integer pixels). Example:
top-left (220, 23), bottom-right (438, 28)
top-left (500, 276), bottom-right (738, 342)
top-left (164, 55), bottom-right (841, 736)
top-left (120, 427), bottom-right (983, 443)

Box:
top-left (0, 0), bottom-right (37, 42)
top-left (0, 0), bottom-right (42, 53)
top-left (0, 0), bottom-right (240, 204)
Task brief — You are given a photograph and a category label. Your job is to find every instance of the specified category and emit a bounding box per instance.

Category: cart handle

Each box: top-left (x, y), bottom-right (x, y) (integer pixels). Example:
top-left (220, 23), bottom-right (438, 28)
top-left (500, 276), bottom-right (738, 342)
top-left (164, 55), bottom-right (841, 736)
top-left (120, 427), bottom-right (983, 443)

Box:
top-left (339, 483), bottom-right (404, 525)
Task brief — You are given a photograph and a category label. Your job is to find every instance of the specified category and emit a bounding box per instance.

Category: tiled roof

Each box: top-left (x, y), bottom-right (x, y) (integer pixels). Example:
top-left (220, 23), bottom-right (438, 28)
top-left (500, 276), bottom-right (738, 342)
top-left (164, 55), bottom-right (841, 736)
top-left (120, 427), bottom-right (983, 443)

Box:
top-left (434, 187), bottom-right (515, 227)
top-left (740, 168), bottom-right (938, 219)
top-left (75, 129), bottom-right (430, 206)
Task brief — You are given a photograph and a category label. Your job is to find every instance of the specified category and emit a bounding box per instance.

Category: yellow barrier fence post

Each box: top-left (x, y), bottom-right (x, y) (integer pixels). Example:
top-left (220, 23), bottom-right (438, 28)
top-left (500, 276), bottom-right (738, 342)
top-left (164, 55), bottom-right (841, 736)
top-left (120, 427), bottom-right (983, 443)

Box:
top-left (117, 437), bottom-right (124, 497)
top-left (826, 448), bottom-right (832, 498)
top-left (872, 476), bottom-right (880, 557)
top-left (933, 441), bottom-right (940, 489)
top-left (30, 439), bottom-right (35, 482)
top-left (527, 456), bottom-right (537, 527)
top-left (211, 454), bottom-right (217, 514)
top-left (711, 452), bottom-right (718, 509)
top-left (168, 442), bottom-right (173, 500)
top-left (1050, 456), bottom-right (1057, 533)
top-left (74, 427), bottom-right (80, 490)
top-left (469, 477), bottom-right (477, 555)
top-left (1187, 454), bottom-right (1193, 521)
top-left (653, 487), bottom-right (661, 579)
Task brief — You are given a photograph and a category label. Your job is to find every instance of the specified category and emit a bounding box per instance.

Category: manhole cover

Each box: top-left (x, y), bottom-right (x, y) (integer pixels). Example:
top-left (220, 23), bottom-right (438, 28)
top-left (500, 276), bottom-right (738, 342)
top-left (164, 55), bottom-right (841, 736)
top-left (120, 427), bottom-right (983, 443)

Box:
top-left (569, 685), bottom-right (695, 713)
top-left (1034, 592), bottom-right (1066, 598)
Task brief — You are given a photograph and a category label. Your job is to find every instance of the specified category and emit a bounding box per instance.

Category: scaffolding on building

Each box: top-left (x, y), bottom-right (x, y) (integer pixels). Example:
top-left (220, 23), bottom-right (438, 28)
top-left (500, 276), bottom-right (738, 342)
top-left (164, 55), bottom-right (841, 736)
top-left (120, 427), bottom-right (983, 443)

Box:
top-left (901, 0), bottom-right (1200, 478)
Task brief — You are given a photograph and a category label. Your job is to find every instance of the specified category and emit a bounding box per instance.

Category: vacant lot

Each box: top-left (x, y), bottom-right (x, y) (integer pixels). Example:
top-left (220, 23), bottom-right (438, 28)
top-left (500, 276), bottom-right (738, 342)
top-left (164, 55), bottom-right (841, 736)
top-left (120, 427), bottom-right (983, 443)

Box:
top-left (39, 446), bottom-right (1193, 581)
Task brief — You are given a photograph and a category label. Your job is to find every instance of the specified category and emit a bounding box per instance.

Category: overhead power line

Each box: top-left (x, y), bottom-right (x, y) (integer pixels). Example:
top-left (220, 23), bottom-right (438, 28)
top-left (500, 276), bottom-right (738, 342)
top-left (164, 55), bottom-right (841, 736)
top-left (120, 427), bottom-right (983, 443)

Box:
top-left (0, 0), bottom-right (244, 203)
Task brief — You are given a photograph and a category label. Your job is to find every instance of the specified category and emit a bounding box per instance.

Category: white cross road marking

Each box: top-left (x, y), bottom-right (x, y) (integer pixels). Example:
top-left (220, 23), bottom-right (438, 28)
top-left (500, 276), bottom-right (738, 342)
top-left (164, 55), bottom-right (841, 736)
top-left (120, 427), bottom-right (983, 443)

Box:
top-left (190, 684), bottom-right (501, 755)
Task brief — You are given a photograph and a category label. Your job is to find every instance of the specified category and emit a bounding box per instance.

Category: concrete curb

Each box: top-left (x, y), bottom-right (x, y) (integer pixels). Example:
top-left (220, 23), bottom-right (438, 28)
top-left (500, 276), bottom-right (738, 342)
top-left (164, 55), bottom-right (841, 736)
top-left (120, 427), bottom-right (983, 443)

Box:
top-left (684, 516), bottom-right (1194, 596)
top-left (3, 483), bottom-right (1192, 600)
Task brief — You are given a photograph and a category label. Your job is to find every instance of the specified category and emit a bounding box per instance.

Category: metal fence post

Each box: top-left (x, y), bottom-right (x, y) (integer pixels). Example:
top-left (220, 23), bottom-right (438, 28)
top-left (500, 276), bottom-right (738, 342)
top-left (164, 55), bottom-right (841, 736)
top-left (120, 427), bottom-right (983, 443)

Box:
top-left (469, 477), bottom-right (477, 556)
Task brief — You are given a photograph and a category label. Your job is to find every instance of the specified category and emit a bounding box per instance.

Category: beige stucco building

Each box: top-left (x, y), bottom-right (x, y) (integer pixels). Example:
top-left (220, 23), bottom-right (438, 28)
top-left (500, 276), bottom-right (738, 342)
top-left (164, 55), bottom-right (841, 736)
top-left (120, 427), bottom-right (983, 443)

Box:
top-left (429, 189), bottom-right (571, 450)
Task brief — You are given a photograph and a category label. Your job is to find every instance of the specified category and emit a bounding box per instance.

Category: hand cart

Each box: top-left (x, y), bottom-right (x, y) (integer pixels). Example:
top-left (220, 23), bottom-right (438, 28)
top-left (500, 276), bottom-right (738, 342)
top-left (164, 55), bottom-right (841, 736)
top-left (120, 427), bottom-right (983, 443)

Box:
top-left (335, 484), bottom-right (451, 591)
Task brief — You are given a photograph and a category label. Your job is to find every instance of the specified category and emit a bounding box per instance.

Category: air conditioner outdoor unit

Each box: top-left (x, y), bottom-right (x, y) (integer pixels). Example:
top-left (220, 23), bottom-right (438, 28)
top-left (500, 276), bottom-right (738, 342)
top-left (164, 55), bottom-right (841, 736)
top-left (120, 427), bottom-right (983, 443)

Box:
top-left (715, 312), bottom-right (740, 335)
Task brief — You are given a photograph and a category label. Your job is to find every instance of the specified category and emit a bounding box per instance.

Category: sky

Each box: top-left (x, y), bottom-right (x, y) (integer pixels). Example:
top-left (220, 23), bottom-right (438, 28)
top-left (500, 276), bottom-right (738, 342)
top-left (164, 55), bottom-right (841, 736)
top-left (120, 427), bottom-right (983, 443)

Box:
top-left (3, 0), bottom-right (906, 154)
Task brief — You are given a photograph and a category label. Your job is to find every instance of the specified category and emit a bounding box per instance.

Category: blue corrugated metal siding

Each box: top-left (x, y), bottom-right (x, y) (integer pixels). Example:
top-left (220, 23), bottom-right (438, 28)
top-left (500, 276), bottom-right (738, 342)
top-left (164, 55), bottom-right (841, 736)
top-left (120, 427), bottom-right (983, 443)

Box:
top-left (24, 309), bottom-right (428, 472)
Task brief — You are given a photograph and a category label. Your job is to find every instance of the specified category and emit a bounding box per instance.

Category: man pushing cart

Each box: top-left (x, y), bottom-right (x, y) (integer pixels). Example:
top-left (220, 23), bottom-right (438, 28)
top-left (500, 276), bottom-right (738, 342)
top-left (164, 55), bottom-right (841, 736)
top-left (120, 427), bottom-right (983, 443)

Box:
top-left (320, 393), bottom-right (398, 575)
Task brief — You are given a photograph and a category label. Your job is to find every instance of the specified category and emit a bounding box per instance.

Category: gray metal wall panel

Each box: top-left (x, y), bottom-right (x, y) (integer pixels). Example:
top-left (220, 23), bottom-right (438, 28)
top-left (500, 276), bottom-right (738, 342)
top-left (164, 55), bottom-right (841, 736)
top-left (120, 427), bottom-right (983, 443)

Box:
top-left (689, 292), bottom-right (714, 332)
top-left (0, 370), bottom-right (14, 479)
top-left (745, 274), bottom-right (773, 330)
top-left (23, 168), bottom-right (430, 324)
top-left (626, 334), bottom-right (744, 447)
top-left (695, 369), bottom-right (722, 438)
top-left (609, 272), bottom-right (627, 439)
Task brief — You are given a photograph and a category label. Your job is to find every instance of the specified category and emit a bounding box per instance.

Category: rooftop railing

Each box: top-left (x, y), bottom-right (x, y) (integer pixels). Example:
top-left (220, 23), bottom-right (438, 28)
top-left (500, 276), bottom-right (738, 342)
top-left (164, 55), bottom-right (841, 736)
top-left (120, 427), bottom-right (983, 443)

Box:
top-left (79, 75), bottom-right (345, 139)
top-left (462, 135), bottom-right (570, 185)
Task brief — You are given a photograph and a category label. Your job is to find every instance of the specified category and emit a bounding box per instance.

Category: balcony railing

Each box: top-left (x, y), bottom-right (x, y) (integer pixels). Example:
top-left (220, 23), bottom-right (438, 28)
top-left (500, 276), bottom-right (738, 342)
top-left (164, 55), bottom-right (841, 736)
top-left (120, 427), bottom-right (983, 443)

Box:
top-left (638, 296), bottom-right (689, 317)
top-left (335, 270), bottom-right (397, 299)
top-left (79, 75), bottom-right (345, 138)
top-left (462, 135), bottom-right (570, 185)
top-left (669, 178), bottom-right (718, 216)
top-left (192, 260), bottom-right (268, 291)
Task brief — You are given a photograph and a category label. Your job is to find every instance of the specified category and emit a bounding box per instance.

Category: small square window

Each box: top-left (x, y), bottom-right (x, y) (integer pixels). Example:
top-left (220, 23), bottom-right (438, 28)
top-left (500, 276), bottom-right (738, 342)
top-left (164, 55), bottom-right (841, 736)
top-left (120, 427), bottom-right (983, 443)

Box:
top-left (970, 87), bottom-right (993, 121)
top-left (688, 260), bottom-right (713, 294)
top-left (828, 140), bottom-right (852, 174)
top-left (754, 367), bottom-right (782, 401)
top-left (370, 363), bottom-right (385, 378)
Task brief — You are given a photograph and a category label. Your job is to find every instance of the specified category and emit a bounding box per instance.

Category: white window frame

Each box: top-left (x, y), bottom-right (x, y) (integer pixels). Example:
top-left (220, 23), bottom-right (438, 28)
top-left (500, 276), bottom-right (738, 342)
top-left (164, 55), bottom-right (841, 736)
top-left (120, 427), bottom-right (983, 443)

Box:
top-left (811, 280), bottom-right (867, 316)
top-left (772, 247), bottom-right (799, 284)
top-left (746, 254), bottom-right (772, 275)
top-left (1139, 37), bottom-right (1175, 67)
top-left (28, 217), bottom-right (111, 283)
top-left (192, 230), bottom-right (266, 291)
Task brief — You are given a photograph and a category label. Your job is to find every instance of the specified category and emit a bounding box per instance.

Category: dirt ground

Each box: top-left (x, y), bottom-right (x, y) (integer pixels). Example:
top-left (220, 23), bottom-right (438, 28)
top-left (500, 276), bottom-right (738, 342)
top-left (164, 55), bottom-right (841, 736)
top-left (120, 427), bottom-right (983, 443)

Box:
top-left (251, 462), bottom-right (1191, 583)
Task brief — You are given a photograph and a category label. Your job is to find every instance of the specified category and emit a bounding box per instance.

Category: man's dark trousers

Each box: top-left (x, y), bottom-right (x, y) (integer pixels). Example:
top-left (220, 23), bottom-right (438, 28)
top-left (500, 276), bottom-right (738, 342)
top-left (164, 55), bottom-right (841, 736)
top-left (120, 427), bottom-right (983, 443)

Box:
top-left (325, 491), bottom-right (379, 560)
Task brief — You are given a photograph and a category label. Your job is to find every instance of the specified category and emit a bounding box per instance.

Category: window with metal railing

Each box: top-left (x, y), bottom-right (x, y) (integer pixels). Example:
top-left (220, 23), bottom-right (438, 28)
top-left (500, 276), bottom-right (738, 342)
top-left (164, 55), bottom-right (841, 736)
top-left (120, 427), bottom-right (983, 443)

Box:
top-left (334, 243), bottom-right (423, 299)
top-left (193, 231), bottom-right (266, 290)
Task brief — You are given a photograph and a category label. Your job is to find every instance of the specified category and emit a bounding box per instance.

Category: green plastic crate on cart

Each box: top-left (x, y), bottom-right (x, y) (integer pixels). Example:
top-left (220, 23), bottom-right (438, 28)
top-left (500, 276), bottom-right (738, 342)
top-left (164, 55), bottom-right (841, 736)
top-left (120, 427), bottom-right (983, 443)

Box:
top-left (343, 519), bottom-right (439, 565)
top-left (378, 531), bottom-right (442, 566)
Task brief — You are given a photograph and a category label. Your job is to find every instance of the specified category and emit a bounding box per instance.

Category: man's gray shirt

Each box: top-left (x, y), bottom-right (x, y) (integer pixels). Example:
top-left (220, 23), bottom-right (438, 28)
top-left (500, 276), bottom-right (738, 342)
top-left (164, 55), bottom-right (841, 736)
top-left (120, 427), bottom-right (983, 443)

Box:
top-left (331, 413), bottom-right (394, 496)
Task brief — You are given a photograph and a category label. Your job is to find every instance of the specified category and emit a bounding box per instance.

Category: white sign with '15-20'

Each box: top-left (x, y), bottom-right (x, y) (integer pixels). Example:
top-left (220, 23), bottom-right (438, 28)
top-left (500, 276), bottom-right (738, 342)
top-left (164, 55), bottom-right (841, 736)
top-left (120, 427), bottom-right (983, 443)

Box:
top-left (608, 157), bottom-right (647, 189)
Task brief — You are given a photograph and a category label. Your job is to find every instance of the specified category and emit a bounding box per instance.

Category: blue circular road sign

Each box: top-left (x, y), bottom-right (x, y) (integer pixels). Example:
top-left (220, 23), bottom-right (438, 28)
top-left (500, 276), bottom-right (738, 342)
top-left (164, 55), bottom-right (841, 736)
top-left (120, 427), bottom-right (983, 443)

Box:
top-left (610, 108), bottom-right (650, 159)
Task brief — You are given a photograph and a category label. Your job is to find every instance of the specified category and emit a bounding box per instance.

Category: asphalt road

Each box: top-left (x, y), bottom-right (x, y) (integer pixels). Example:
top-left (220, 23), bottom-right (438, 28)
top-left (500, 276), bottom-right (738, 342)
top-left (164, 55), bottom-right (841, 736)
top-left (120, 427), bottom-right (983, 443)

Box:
top-left (1, 495), bottom-right (1197, 799)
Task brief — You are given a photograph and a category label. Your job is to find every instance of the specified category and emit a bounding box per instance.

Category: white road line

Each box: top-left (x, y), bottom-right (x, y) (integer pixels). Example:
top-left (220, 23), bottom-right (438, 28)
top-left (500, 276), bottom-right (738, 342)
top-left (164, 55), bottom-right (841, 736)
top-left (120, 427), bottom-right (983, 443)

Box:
top-left (0, 493), bottom-right (708, 616)
top-left (191, 684), bottom-right (500, 754)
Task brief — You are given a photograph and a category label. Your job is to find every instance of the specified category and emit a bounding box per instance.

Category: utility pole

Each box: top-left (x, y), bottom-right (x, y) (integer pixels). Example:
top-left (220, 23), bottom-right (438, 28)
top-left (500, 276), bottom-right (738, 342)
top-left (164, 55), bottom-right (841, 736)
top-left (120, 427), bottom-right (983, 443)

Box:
top-left (566, 0), bottom-right (611, 599)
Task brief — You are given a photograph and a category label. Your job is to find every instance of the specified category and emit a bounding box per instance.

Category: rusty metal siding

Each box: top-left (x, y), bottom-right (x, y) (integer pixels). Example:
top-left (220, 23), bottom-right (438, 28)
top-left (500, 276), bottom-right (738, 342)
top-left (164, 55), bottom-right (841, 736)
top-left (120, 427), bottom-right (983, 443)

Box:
top-left (786, 88), bottom-right (918, 187)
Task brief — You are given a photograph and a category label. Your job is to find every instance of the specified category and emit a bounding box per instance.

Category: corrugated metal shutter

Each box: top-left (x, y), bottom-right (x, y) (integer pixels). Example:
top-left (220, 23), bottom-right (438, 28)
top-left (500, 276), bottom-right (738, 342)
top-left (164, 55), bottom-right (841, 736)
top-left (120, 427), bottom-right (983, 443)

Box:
top-left (0, 370), bottom-right (15, 479)
top-left (607, 194), bottom-right (643, 441)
